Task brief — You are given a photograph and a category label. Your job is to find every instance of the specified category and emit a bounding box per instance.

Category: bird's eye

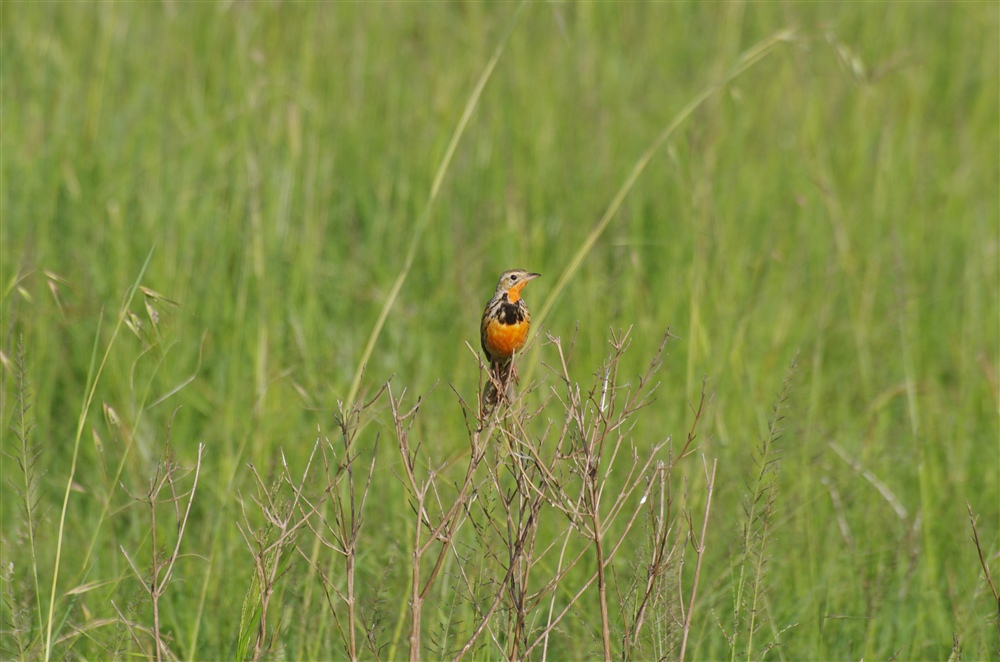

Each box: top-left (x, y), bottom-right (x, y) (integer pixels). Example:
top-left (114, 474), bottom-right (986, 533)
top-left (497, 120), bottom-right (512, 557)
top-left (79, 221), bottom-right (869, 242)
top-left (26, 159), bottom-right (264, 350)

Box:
top-left (510, 275), bottom-right (518, 281)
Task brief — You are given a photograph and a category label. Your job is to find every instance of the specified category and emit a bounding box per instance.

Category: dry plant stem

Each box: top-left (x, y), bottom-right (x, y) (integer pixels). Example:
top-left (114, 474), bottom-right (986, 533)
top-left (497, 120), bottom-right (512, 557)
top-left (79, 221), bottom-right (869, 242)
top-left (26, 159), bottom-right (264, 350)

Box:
top-left (343, 437), bottom-right (379, 660)
top-left (302, 426), bottom-right (380, 661)
top-left (482, 429), bottom-right (547, 660)
top-left (111, 600), bottom-right (147, 655)
top-left (585, 337), bottom-right (623, 662)
top-left (590, 488), bottom-right (612, 661)
top-left (624, 376), bottom-right (708, 654)
top-left (966, 500), bottom-right (1000, 645)
top-left (449, 515), bottom-right (534, 662)
top-left (519, 467), bottom-right (670, 659)
top-left (297, 379), bottom-right (386, 658)
top-left (323, 391), bottom-right (385, 660)
top-left (119, 425), bottom-right (204, 662)
top-left (521, 333), bottom-right (688, 659)
top-left (622, 466), bottom-right (672, 656)
top-left (238, 439), bottom-right (324, 661)
top-left (540, 333), bottom-right (591, 661)
top-left (388, 383), bottom-right (488, 662)
top-left (540, 497), bottom-right (586, 660)
top-left (679, 457), bottom-right (718, 662)
top-left (453, 382), bottom-right (554, 659)
top-left (462, 328), bottom-right (696, 660)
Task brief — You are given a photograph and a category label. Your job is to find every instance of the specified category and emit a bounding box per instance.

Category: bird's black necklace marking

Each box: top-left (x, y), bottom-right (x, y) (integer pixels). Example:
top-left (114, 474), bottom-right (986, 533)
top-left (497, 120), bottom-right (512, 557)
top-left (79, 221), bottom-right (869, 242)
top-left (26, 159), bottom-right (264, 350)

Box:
top-left (497, 293), bottom-right (526, 326)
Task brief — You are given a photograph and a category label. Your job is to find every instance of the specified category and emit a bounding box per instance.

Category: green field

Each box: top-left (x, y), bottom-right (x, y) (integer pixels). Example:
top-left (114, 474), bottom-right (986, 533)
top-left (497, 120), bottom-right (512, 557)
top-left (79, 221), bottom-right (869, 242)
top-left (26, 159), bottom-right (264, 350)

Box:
top-left (2, 3), bottom-right (998, 660)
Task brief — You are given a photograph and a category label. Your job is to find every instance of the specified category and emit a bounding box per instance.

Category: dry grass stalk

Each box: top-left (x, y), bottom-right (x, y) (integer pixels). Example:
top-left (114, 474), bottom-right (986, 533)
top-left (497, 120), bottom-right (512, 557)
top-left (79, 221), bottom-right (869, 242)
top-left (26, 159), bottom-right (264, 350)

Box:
top-left (442, 327), bottom-right (709, 661)
top-left (236, 438), bottom-right (325, 661)
top-left (387, 381), bottom-right (497, 662)
top-left (966, 500), bottom-right (1000, 650)
top-left (118, 416), bottom-right (204, 662)
top-left (225, 326), bottom-right (710, 660)
top-left (302, 386), bottom-right (387, 661)
top-left (679, 456), bottom-right (718, 661)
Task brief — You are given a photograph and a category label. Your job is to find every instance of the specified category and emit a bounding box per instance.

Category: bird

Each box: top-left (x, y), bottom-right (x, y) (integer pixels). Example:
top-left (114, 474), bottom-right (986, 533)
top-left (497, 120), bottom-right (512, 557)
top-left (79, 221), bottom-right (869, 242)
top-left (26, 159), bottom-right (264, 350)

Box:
top-left (480, 268), bottom-right (541, 413)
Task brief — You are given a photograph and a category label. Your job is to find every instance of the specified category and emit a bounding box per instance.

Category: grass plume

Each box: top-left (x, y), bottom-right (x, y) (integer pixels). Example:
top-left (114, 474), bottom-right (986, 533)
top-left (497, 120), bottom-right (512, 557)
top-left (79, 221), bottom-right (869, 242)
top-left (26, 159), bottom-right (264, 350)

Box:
top-left (4, 337), bottom-right (44, 656)
top-left (730, 354), bottom-right (799, 660)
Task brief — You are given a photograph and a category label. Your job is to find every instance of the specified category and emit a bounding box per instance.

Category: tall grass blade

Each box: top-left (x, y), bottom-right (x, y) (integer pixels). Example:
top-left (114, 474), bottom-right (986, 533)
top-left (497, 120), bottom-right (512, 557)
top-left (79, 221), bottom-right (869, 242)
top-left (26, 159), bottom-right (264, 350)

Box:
top-left (344, 2), bottom-right (529, 410)
top-left (44, 246), bottom-right (155, 661)
top-left (527, 28), bottom-right (797, 383)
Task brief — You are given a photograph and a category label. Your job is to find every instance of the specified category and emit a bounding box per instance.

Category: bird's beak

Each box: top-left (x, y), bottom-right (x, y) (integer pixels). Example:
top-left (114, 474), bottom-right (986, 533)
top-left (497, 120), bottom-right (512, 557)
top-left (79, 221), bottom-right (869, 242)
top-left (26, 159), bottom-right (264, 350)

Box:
top-left (508, 272), bottom-right (540, 301)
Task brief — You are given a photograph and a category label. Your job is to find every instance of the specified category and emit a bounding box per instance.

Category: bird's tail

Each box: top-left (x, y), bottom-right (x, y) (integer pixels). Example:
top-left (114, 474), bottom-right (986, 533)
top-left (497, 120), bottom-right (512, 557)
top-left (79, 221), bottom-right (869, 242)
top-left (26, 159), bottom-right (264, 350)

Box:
top-left (481, 359), bottom-right (517, 417)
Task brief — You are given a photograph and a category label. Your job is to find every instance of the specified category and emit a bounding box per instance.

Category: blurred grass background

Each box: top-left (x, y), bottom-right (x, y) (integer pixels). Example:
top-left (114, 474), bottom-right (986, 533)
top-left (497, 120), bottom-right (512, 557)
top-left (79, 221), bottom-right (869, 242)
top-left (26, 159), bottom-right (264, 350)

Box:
top-left (2, 2), bottom-right (998, 659)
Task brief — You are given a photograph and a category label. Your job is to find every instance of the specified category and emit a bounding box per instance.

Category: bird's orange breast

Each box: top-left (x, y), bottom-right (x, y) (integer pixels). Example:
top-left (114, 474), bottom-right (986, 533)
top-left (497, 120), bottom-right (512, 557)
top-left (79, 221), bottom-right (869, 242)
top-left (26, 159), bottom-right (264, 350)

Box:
top-left (482, 317), bottom-right (530, 359)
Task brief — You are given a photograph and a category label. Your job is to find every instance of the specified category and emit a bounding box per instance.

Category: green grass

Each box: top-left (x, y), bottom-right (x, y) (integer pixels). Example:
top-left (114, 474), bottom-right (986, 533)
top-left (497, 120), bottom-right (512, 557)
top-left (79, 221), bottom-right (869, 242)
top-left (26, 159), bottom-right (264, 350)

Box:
top-left (2, 2), bottom-right (998, 660)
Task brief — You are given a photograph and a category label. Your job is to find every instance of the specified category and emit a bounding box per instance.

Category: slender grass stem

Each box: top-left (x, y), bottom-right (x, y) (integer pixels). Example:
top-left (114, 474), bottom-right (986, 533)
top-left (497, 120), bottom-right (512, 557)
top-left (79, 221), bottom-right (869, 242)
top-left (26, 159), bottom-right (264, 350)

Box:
top-left (345, 2), bottom-right (529, 411)
top-left (45, 247), bottom-right (155, 661)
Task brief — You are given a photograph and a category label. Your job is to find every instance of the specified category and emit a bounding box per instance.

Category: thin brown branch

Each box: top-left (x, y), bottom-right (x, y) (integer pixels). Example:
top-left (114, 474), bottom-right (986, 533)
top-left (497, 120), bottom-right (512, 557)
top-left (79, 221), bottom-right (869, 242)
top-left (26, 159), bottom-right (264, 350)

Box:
top-left (967, 499), bottom-right (1000, 646)
top-left (679, 457), bottom-right (717, 662)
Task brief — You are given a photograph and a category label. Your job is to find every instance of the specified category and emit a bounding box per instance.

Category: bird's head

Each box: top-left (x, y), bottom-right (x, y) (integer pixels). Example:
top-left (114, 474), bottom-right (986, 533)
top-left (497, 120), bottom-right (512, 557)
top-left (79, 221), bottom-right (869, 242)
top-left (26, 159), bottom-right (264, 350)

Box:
top-left (494, 269), bottom-right (540, 303)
